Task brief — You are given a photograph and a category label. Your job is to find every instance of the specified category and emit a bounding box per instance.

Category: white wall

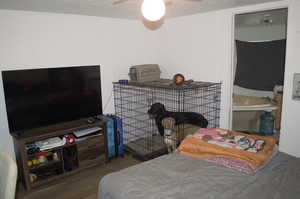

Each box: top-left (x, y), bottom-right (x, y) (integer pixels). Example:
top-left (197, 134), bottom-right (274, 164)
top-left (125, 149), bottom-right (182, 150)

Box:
top-left (157, 12), bottom-right (219, 82)
top-left (279, 0), bottom-right (300, 157)
top-left (0, 10), bottom-right (158, 157)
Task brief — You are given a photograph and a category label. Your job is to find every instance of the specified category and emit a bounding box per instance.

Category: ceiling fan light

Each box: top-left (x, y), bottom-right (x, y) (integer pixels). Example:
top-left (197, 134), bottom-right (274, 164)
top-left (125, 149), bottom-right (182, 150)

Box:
top-left (141, 0), bottom-right (166, 21)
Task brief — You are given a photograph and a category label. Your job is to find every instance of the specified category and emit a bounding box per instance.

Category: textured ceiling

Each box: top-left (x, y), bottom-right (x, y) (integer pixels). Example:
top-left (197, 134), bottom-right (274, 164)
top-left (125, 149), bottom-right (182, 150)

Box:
top-left (0, 0), bottom-right (283, 19)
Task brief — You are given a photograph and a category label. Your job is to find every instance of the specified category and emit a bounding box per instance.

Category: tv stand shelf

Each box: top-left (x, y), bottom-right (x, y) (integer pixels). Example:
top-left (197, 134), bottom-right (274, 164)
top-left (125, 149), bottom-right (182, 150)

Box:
top-left (12, 118), bottom-right (107, 191)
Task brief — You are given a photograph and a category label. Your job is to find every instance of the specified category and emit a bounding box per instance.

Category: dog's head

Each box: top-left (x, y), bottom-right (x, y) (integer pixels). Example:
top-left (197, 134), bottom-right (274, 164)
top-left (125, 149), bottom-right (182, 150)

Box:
top-left (147, 103), bottom-right (166, 118)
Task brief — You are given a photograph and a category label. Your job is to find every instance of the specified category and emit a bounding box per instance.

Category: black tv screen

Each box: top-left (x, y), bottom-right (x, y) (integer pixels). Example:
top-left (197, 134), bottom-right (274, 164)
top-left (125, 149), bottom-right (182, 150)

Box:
top-left (2, 65), bottom-right (102, 133)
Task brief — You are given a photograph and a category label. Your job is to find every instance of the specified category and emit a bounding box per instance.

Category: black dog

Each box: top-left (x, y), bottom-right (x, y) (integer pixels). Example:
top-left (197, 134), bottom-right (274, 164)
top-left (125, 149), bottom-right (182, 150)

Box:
top-left (147, 103), bottom-right (208, 136)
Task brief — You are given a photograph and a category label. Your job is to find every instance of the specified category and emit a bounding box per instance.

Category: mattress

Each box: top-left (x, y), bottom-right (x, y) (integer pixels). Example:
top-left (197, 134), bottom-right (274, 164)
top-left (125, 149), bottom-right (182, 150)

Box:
top-left (99, 152), bottom-right (300, 199)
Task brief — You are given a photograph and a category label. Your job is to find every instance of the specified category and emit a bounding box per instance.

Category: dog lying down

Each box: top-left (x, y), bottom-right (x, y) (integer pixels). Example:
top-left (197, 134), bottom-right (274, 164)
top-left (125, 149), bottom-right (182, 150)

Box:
top-left (148, 103), bottom-right (208, 153)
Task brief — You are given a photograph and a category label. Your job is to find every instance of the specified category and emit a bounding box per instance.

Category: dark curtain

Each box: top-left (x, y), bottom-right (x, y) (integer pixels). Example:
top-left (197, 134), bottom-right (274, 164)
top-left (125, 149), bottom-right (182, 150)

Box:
top-left (234, 39), bottom-right (286, 91)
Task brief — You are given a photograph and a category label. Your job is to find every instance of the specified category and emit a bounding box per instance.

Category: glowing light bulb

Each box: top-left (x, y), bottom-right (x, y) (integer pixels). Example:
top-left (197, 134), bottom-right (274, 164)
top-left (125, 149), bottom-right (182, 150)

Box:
top-left (141, 0), bottom-right (166, 22)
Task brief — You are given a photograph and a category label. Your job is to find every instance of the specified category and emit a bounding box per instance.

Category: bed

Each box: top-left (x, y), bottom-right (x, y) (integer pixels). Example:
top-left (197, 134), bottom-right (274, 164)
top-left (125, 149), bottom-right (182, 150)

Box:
top-left (99, 151), bottom-right (300, 199)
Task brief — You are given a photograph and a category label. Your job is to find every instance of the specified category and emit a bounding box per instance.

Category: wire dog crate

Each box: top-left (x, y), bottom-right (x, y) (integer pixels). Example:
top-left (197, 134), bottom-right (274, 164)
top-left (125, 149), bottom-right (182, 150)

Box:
top-left (113, 79), bottom-right (221, 160)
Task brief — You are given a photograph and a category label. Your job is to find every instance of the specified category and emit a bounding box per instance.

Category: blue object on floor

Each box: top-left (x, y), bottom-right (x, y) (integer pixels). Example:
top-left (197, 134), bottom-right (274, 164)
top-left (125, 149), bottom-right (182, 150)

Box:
top-left (97, 115), bottom-right (125, 158)
top-left (259, 111), bottom-right (274, 135)
top-left (97, 115), bottom-right (116, 158)
top-left (113, 116), bottom-right (125, 156)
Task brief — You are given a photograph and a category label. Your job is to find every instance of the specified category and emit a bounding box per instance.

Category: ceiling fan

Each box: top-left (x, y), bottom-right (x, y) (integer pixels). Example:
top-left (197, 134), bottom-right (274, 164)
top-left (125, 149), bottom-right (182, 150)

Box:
top-left (112, 0), bottom-right (202, 21)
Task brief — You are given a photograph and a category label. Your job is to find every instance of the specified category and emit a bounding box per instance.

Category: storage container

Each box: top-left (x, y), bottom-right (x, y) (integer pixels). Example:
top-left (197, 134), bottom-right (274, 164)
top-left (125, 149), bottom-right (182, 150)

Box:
top-left (129, 64), bottom-right (161, 82)
top-left (259, 111), bottom-right (274, 135)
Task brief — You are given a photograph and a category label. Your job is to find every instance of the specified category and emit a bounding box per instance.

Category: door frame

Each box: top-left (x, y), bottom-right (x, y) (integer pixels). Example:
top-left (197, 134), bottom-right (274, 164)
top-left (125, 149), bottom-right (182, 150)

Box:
top-left (226, 1), bottom-right (289, 130)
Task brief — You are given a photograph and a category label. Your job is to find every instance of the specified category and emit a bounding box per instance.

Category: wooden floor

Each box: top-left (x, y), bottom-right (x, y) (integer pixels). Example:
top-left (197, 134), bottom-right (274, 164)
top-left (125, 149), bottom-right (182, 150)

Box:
top-left (16, 155), bottom-right (141, 199)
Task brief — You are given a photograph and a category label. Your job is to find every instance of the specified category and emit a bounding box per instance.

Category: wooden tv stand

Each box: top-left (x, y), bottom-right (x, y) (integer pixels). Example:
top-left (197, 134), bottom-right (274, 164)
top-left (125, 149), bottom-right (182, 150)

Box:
top-left (11, 118), bottom-right (107, 190)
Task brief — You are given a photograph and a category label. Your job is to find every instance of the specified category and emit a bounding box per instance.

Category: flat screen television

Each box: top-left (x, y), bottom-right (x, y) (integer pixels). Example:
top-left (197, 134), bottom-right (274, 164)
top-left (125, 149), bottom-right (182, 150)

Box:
top-left (2, 65), bottom-right (102, 133)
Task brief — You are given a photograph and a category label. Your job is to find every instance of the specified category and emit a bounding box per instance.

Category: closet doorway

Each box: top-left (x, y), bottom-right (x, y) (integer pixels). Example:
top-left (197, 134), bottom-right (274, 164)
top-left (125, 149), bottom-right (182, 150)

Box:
top-left (232, 8), bottom-right (288, 143)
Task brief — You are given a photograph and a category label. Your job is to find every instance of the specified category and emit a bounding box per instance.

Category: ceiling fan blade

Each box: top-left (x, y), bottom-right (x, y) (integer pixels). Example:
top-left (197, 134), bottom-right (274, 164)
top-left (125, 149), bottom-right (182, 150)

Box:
top-left (112, 0), bottom-right (130, 5)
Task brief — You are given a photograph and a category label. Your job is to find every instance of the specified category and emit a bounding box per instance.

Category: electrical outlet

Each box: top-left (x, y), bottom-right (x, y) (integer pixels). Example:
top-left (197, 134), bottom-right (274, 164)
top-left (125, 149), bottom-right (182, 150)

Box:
top-left (292, 73), bottom-right (300, 100)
